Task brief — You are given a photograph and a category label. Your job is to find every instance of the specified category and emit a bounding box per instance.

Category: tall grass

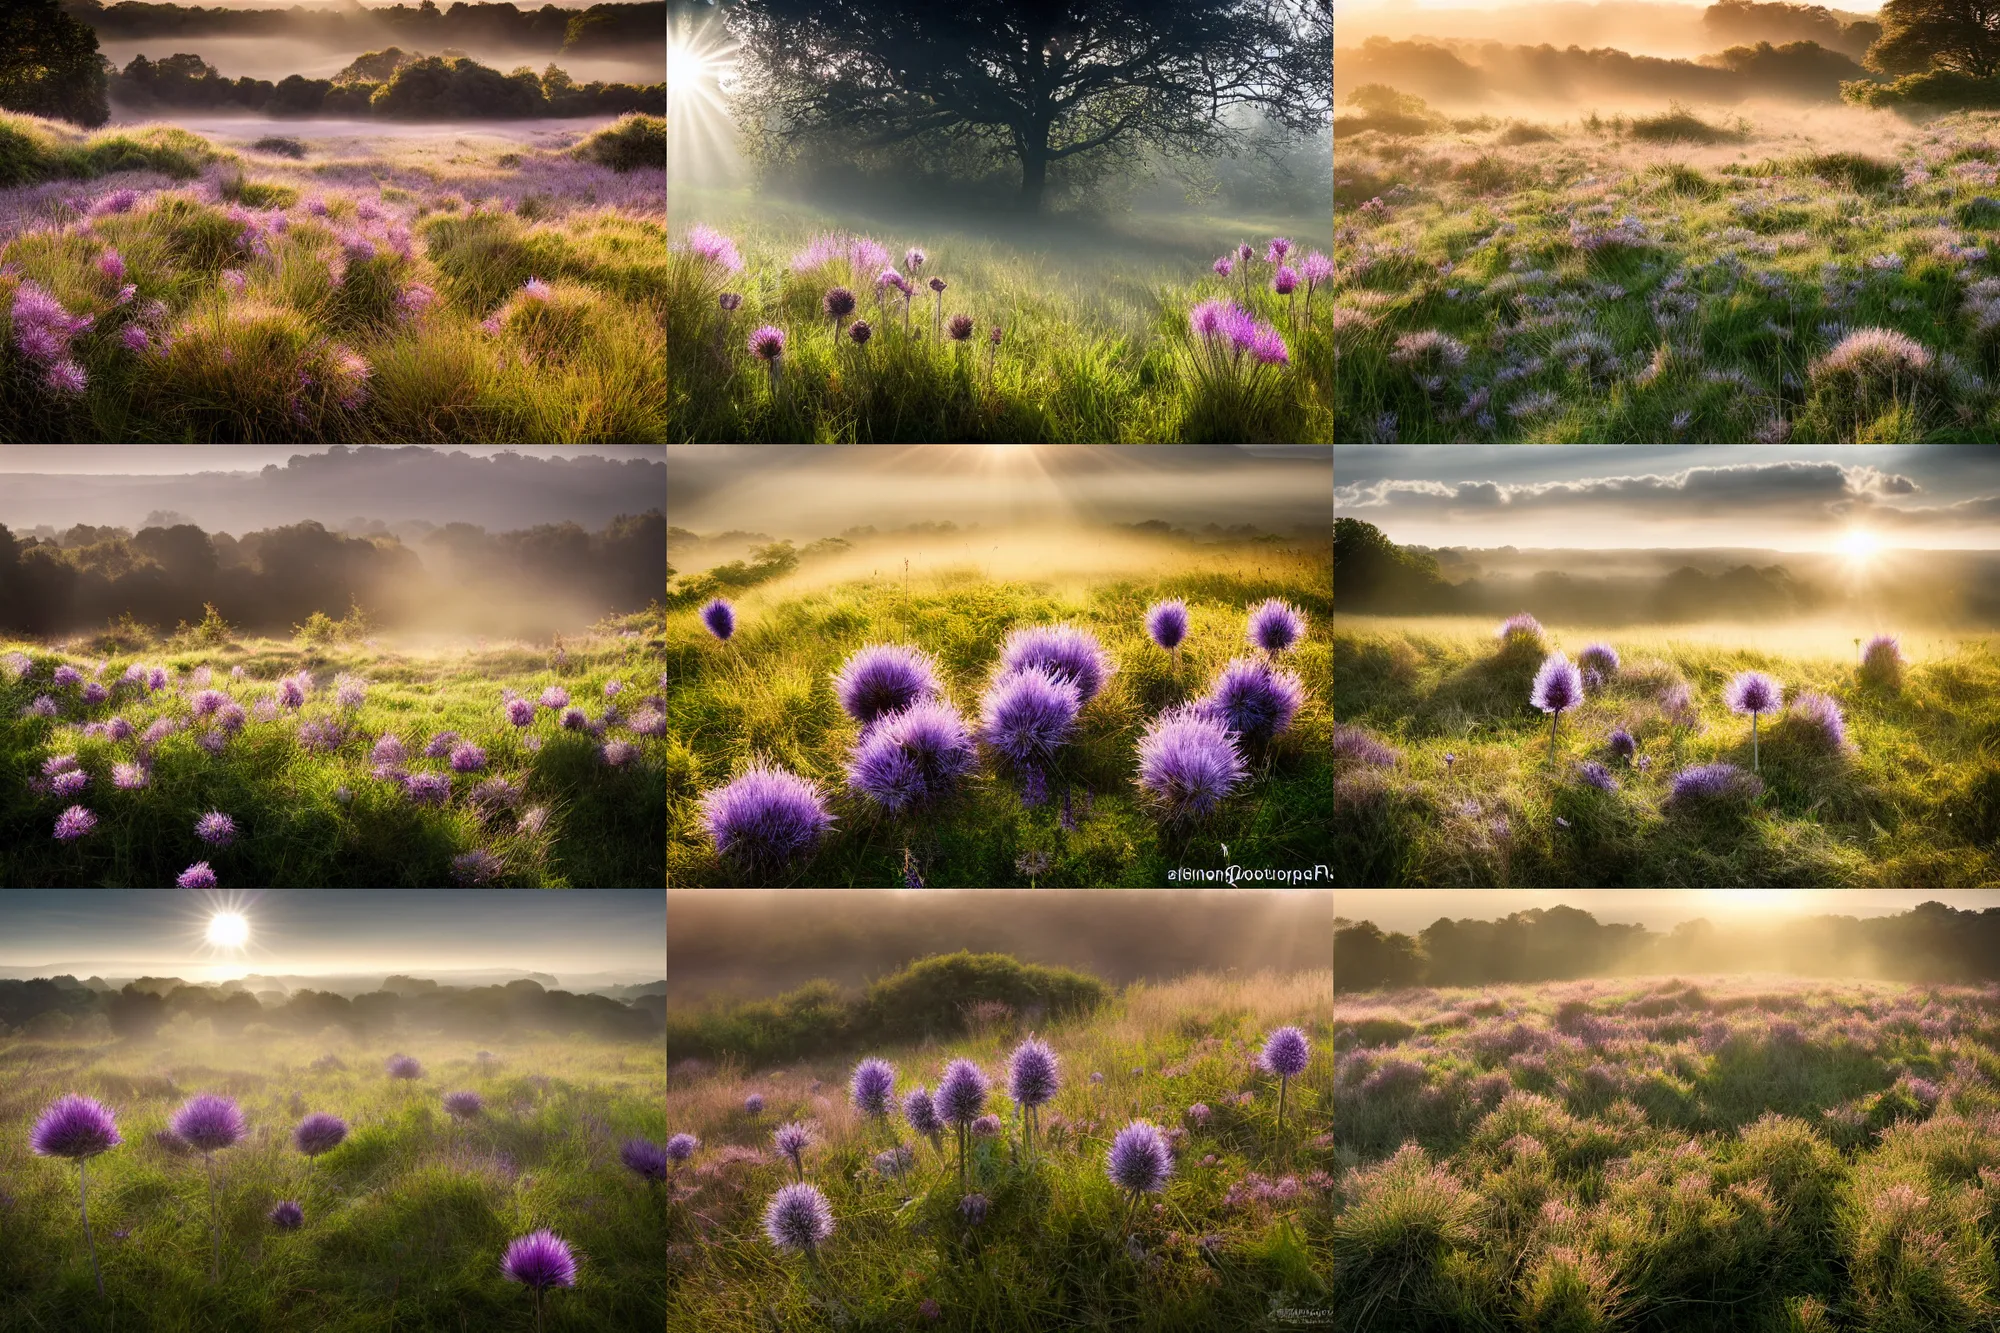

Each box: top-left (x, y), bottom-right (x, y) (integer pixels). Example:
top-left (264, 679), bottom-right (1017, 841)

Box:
top-left (1331, 616), bottom-right (2000, 887)
top-left (1, 1027), bottom-right (666, 1331)
top-left (667, 965), bottom-right (1332, 1331)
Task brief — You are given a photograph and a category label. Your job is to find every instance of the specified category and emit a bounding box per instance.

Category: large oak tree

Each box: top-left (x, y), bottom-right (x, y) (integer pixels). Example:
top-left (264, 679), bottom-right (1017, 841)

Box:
top-left (728, 0), bottom-right (1327, 212)
top-left (1868, 0), bottom-right (2000, 76)
top-left (0, 0), bottom-right (110, 128)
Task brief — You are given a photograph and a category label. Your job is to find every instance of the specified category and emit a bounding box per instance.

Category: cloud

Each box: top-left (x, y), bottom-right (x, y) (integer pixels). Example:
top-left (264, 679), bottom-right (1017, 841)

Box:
top-left (1335, 460), bottom-right (1929, 520)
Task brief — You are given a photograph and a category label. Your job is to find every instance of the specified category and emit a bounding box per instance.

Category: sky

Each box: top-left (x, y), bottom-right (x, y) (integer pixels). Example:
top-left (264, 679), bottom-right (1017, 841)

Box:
top-left (0, 446), bottom-right (667, 474)
top-left (0, 891), bottom-right (664, 982)
top-left (1336, 890), bottom-right (2000, 934)
top-left (1334, 445), bottom-right (2000, 551)
top-left (668, 445), bottom-right (1334, 538)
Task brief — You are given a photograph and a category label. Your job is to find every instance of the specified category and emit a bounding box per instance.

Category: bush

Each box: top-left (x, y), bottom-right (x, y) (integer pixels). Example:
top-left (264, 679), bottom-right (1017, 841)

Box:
top-left (250, 136), bottom-right (308, 158)
top-left (577, 113), bottom-right (664, 172)
top-left (1629, 105), bottom-right (1747, 144)
top-left (1845, 68), bottom-right (2000, 109)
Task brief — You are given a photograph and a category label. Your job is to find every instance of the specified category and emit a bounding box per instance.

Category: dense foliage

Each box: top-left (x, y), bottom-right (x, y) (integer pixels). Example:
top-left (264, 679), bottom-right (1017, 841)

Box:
top-left (0, 0), bottom-right (110, 129)
top-left (65, 0), bottom-right (664, 55)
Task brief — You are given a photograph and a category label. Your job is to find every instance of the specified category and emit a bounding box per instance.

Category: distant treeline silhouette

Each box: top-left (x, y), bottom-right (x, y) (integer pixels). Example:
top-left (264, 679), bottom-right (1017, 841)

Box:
top-left (1336, 901), bottom-right (2000, 991)
top-left (109, 48), bottom-right (662, 119)
top-left (0, 511), bottom-right (663, 638)
top-left (65, 1), bottom-right (665, 55)
top-left (0, 976), bottom-right (662, 1040)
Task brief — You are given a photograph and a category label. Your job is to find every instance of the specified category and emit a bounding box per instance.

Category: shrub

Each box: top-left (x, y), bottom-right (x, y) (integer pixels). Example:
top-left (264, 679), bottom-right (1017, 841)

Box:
top-left (577, 114), bottom-right (664, 172)
top-left (1332, 1143), bottom-right (1485, 1324)
top-left (249, 136), bottom-right (307, 158)
top-left (1629, 105), bottom-right (1745, 143)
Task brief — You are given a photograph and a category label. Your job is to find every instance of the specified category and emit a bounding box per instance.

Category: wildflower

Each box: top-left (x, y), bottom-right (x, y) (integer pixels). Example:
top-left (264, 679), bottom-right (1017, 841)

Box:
top-left (1667, 762), bottom-right (1764, 810)
top-left (1135, 705), bottom-right (1246, 823)
top-left (1389, 329), bottom-right (1469, 372)
top-left (1261, 1027), bottom-right (1311, 1129)
top-left (683, 224), bottom-right (744, 273)
top-left (665, 1133), bottom-right (698, 1164)
top-left (774, 1121), bottom-right (813, 1177)
top-left (1273, 265), bottom-right (1299, 295)
top-left (851, 1059), bottom-right (896, 1118)
top-left (1197, 657), bottom-right (1304, 746)
top-left (1576, 643), bottom-right (1619, 678)
top-left (834, 644), bottom-right (942, 726)
top-left (195, 811), bottom-right (237, 847)
top-left (744, 1094), bottom-right (765, 1115)
top-left (622, 1138), bottom-right (670, 1182)
top-left (1608, 727), bottom-right (1636, 759)
top-left (845, 697), bottom-right (976, 811)
top-left (1107, 1121), bottom-right (1173, 1207)
top-left (1860, 634), bottom-right (1904, 689)
top-left (960, 1192), bottom-right (989, 1225)
top-left (700, 599), bottom-right (734, 641)
top-left (1724, 670), bottom-right (1782, 770)
top-left (560, 707), bottom-right (587, 730)
top-left (44, 360), bottom-right (87, 395)
top-left (699, 763), bottom-right (834, 880)
top-left (1531, 653), bottom-right (1584, 763)
top-left (297, 717), bottom-right (342, 752)
top-left (905, 247), bottom-right (926, 272)
top-left (763, 1183), bottom-right (834, 1254)
top-left (823, 286), bottom-right (856, 341)
top-left (443, 1091), bottom-right (484, 1120)
top-left (449, 743), bottom-right (487, 773)
top-left (30, 1094), bottom-right (122, 1297)
top-left (293, 1114), bottom-right (348, 1156)
top-left (979, 666), bottom-right (1080, 768)
top-left (506, 698), bottom-right (535, 726)
top-left (1146, 599), bottom-right (1189, 653)
top-left (747, 325), bottom-right (785, 363)
top-left (171, 1093), bottom-right (246, 1280)
top-left (269, 1201), bottom-right (303, 1230)
top-left (1575, 760), bottom-right (1619, 792)
top-left (849, 319), bottom-right (872, 345)
top-left (997, 623), bottom-right (1114, 704)
top-left (1214, 256), bottom-right (1234, 277)
top-left (403, 772), bottom-right (450, 806)
top-left (52, 770), bottom-right (88, 798)
top-left (719, 291), bottom-right (742, 311)
top-left (903, 1086), bottom-right (943, 1144)
top-left (451, 849), bottom-right (503, 884)
top-left (55, 806), bottom-right (98, 841)
top-left (501, 1229), bottom-right (578, 1333)
top-left (386, 1055), bottom-right (423, 1080)
top-left (1247, 599), bottom-right (1306, 654)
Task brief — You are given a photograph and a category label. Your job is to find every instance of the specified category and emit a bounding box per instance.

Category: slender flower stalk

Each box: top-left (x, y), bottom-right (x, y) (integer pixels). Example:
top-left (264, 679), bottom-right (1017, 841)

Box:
top-left (31, 1094), bottom-right (122, 1299)
top-left (1531, 653), bottom-right (1584, 764)
top-left (1260, 1027), bottom-right (1311, 1129)
top-left (1726, 671), bottom-right (1783, 771)
top-left (170, 1094), bottom-right (246, 1285)
top-left (928, 277), bottom-right (946, 340)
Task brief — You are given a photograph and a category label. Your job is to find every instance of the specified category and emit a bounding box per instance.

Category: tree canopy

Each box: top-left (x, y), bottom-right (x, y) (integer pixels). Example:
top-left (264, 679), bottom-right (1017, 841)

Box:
top-left (0, 0), bottom-right (111, 128)
top-left (729, 0), bottom-right (1328, 212)
top-left (1867, 0), bottom-right (2000, 77)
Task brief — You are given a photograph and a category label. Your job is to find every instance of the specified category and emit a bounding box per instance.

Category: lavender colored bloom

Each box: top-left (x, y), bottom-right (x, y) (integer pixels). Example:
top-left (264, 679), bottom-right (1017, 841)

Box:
top-left (1135, 704), bottom-right (1246, 822)
top-left (700, 599), bottom-right (735, 642)
top-left (141, 717), bottom-right (182, 747)
top-left (904, 1086), bottom-right (942, 1139)
top-left (774, 1121), bottom-right (813, 1174)
top-left (979, 666), bottom-right (1080, 766)
top-left (1214, 256), bottom-right (1234, 277)
top-left (1726, 671), bottom-right (1782, 716)
top-left (147, 667), bottom-right (168, 691)
top-left (54, 805), bottom-right (97, 841)
top-left (44, 754), bottom-right (80, 776)
top-left (1532, 653), bottom-right (1584, 715)
top-left (269, 1201), bottom-right (303, 1230)
top-left (1107, 1121), bottom-right (1173, 1194)
top-left (177, 861), bottom-right (218, 889)
top-left (32, 1095), bottom-right (122, 1159)
top-left (745, 1093), bottom-right (765, 1114)
top-left (83, 680), bottom-right (106, 705)
top-left (450, 743), bottom-right (487, 773)
top-left (763, 1182), bottom-right (834, 1253)
top-left (171, 1095), bottom-right (246, 1152)
top-left (1248, 324), bottom-right (1290, 365)
top-left (851, 1058), bottom-right (897, 1117)
top-left (666, 1133), bottom-right (698, 1163)
top-left (539, 686), bottom-right (570, 710)
top-left (423, 731), bottom-right (461, 759)
top-left (1008, 1036), bottom-right (1060, 1108)
top-left (719, 291), bottom-right (742, 312)
top-left (748, 325), bottom-right (786, 361)
top-left (1273, 265), bottom-right (1299, 295)
top-left (293, 1113), bottom-right (348, 1156)
top-left (1497, 613), bottom-right (1546, 647)
top-left (1247, 599), bottom-right (1306, 654)
top-left (501, 1230), bottom-right (578, 1287)
top-left (107, 717), bottom-right (132, 741)
top-left (191, 689), bottom-right (228, 718)
top-left (1186, 1103), bottom-right (1212, 1126)
top-left (998, 623), bottom-right (1114, 704)
top-left (52, 769), bottom-right (88, 798)
top-left (937, 1059), bottom-right (989, 1126)
top-left (112, 761), bottom-right (149, 790)
top-left (1146, 599), bottom-right (1189, 651)
top-left (1261, 1027), bottom-right (1310, 1078)
top-left (699, 762), bottom-right (834, 880)
top-left (833, 643), bottom-right (942, 725)
top-left (1786, 690), bottom-right (1849, 752)
top-left (1198, 657), bottom-right (1304, 746)
top-left (371, 734), bottom-right (407, 766)
top-left (297, 717), bottom-right (343, 752)
top-left (443, 1091), bottom-right (484, 1120)
top-left (1608, 727), bottom-right (1636, 759)
top-left (960, 1192), bottom-right (989, 1225)
top-left (54, 664), bottom-right (83, 688)
top-left (386, 1055), bottom-right (423, 1080)
top-left (506, 698), bottom-right (535, 726)
top-left (278, 672), bottom-right (312, 709)
top-left (1577, 643), bottom-right (1620, 678)
top-left (1574, 760), bottom-right (1620, 792)
top-left (334, 675), bottom-right (366, 708)
top-left (26, 694), bottom-right (58, 718)
top-left (622, 1138), bottom-right (670, 1182)
top-left (1667, 762), bottom-right (1764, 810)
top-left (845, 697), bottom-right (976, 811)
top-left (403, 772), bottom-right (451, 806)
top-left (1860, 634), bottom-right (1905, 688)
top-left (195, 811), bottom-right (237, 847)
top-left (683, 224), bottom-right (744, 273)
top-left (559, 707), bottom-right (588, 731)
top-left (1331, 724), bottom-right (1398, 768)
top-left (601, 739), bottom-right (637, 766)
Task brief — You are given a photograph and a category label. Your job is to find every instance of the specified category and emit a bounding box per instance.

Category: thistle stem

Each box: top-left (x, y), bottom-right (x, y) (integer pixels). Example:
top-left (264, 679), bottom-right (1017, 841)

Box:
top-left (205, 1152), bottom-right (219, 1284)
top-left (1549, 710), bottom-right (1559, 765)
top-left (1753, 714), bottom-right (1760, 771)
top-left (1277, 1074), bottom-right (1288, 1131)
top-left (79, 1159), bottom-right (103, 1299)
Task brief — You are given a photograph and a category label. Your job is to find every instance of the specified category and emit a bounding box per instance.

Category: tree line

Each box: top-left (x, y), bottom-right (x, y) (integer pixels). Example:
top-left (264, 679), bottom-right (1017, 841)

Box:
top-left (0, 976), bottom-right (662, 1042)
top-left (1336, 902), bottom-right (2000, 991)
top-left (0, 511), bottom-right (664, 638)
top-left (66, 1), bottom-right (665, 55)
top-left (110, 48), bottom-right (662, 119)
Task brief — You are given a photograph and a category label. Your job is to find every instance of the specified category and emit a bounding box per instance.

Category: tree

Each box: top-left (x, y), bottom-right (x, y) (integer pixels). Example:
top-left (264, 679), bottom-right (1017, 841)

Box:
top-left (0, 0), bottom-right (110, 127)
top-left (1867, 0), bottom-right (2000, 76)
top-left (729, 0), bottom-right (1326, 212)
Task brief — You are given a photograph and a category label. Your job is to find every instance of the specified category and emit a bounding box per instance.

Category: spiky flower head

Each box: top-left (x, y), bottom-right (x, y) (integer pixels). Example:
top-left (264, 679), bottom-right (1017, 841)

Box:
top-left (948, 313), bottom-right (974, 340)
top-left (666, 1133), bottom-right (698, 1163)
top-left (997, 623), bottom-right (1115, 703)
top-left (1725, 671), bottom-right (1782, 716)
top-left (719, 291), bottom-right (742, 312)
top-left (506, 697), bottom-right (535, 726)
top-left (192, 810), bottom-right (237, 847)
top-left (833, 643), bottom-right (942, 726)
top-left (1198, 657), bottom-right (1305, 745)
top-left (1008, 1036), bottom-right (1060, 1108)
top-left (1302, 251), bottom-right (1334, 285)
top-left (700, 599), bottom-right (735, 641)
top-left (699, 762), bottom-right (834, 879)
top-left (978, 666), bottom-right (1080, 767)
top-left (1497, 613), bottom-right (1545, 646)
top-left (1607, 727), bottom-right (1636, 758)
top-left (1785, 690), bottom-right (1849, 752)
top-left (849, 1057), bottom-right (897, 1118)
top-left (449, 742), bottom-right (487, 773)
top-left (1260, 1027), bottom-right (1311, 1078)
top-left (501, 1230), bottom-right (577, 1288)
top-left (1249, 325), bottom-right (1290, 365)
top-left (618, 1138), bottom-right (669, 1182)
top-left (1531, 653), bottom-right (1583, 715)
top-left (1577, 643), bottom-right (1620, 677)
top-left (1667, 762), bottom-right (1764, 809)
top-left (386, 1054), bottom-right (423, 1080)
top-left (1106, 1121), bottom-right (1173, 1194)
top-left (1213, 256), bottom-right (1233, 277)
top-left (1238, 242), bottom-right (1254, 262)
top-left (1146, 599), bottom-right (1189, 650)
top-left (293, 1113), bottom-right (349, 1156)
top-left (774, 1121), bottom-right (813, 1168)
top-left (1860, 634), bottom-right (1905, 687)
top-left (846, 697), bottom-right (976, 811)
top-left (937, 1059), bottom-right (990, 1126)
top-left (177, 861), bottom-right (218, 889)
top-left (1575, 760), bottom-right (1620, 792)
top-left (849, 319), bottom-right (872, 345)
top-left (443, 1091), bottom-right (484, 1120)
top-left (745, 1093), bottom-right (765, 1114)
top-left (748, 325), bottom-right (786, 361)
top-left (683, 224), bottom-right (744, 273)
top-left (928, 276), bottom-right (946, 293)
top-left (171, 1094), bottom-right (246, 1152)
top-left (31, 1094), bottom-right (122, 1159)
top-left (763, 1182), bottom-right (834, 1253)
top-left (539, 686), bottom-right (571, 710)
top-left (823, 286), bottom-right (857, 319)
top-left (268, 1200), bottom-right (304, 1229)
top-left (903, 1086), bottom-right (942, 1138)
top-left (1135, 704), bottom-right (1247, 822)
top-left (1272, 265), bottom-right (1299, 295)
top-left (54, 805), bottom-right (97, 841)
top-left (52, 769), bottom-right (87, 798)
top-left (402, 772), bottom-right (450, 806)
top-left (960, 1192), bottom-right (989, 1225)
top-left (1247, 599), bottom-right (1306, 654)
top-left (1331, 724), bottom-right (1398, 768)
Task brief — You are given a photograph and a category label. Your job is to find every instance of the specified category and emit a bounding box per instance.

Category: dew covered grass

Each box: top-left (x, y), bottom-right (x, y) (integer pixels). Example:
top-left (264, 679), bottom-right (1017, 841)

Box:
top-left (665, 539), bottom-right (1334, 886)
top-left (1334, 975), bottom-right (2000, 1332)
top-left (1330, 615), bottom-right (2000, 887)
top-left (666, 964), bottom-right (1332, 1332)
top-left (668, 186), bottom-right (1333, 442)
top-left (0, 1027), bottom-right (667, 1331)
top-left (1, 612), bottom-right (667, 888)
top-left (0, 110), bottom-right (666, 442)
top-left (1333, 104), bottom-right (2000, 442)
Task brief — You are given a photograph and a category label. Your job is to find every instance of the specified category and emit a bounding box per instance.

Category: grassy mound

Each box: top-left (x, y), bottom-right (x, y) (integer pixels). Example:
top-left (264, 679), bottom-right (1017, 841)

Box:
top-left (575, 114), bottom-right (664, 172)
top-left (0, 111), bottom-right (224, 188)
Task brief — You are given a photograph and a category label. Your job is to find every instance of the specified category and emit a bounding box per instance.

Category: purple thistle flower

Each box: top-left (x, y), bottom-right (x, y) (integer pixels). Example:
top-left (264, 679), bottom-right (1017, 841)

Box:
top-left (371, 734), bottom-right (407, 766)
top-left (1608, 727), bottom-right (1636, 759)
top-left (1532, 653), bottom-right (1584, 715)
top-left (191, 689), bottom-right (229, 718)
top-left (423, 731), bottom-right (461, 759)
top-left (1247, 599), bottom-right (1306, 654)
top-left (52, 769), bottom-right (89, 798)
top-left (450, 743), bottom-right (487, 773)
top-left (1575, 760), bottom-right (1620, 792)
top-left (1261, 1026), bottom-right (1311, 1128)
top-left (905, 247), bottom-right (926, 272)
top-left (177, 861), bottom-right (218, 889)
top-left (601, 739), bottom-right (637, 766)
top-left (700, 599), bottom-right (735, 642)
top-left (1146, 599), bottom-right (1189, 651)
top-left (122, 325), bottom-right (152, 353)
top-left (443, 1091), bottom-right (484, 1120)
top-left (748, 325), bottom-right (786, 361)
top-left (501, 1230), bottom-right (577, 1288)
top-left (683, 224), bottom-right (744, 273)
top-left (763, 1182), bottom-right (834, 1253)
top-left (845, 697), bottom-right (976, 811)
top-left (403, 772), bottom-right (451, 806)
top-left (937, 1059), bottom-right (989, 1126)
top-left (98, 248), bottom-right (126, 282)
top-left (269, 1201), bottom-right (303, 1230)
top-left (297, 717), bottom-right (343, 752)
top-left (1106, 1121), bottom-right (1173, 1194)
top-left (195, 811), bottom-right (237, 847)
top-left (1008, 1037), bottom-right (1060, 1108)
top-left (928, 276), bottom-right (946, 293)
top-left (1725, 670), bottom-right (1783, 769)
top-left (386, 1054), bottom-right (423, 1080)
top-left (54, 805), bottom-right (97, 841)
top-left (745, 1094), bottom-right (765, 1115)
top-left (44, 754), bottom-right (80, 776)
top-left (334, 675), bottom-right (366, 708)
top-left (997, 623), bottom-right (1115, 704)
top-left (851, 1058), bottom-right (897, 1118)
top-left (1786, 690), bottom-right (1849, 752)
top-left (1214, 256), bottom-right (1234, 277)
top-left (1667, 762), bottom-right (1764, 810)
top-left (849, 319), bottom-right (873, 345)
top-left (833, 643), bottom-right (942, 726)
top-left (1198, 657), bottom-right (1305, 746)
top-left (1303, 251), bottom-right (1334, 287)
top-left (559, 706), bottom-right (587, 731)
top-left (1267, 236), bottom-right (1293, 262)
top-left (293, 1113), bottom-right (348, 1157)
top-left (1238, 242), bottom-right (1254, 262)
top-left (774, 1121), bottom-right (812, 1174)
top-left (26, 694), bottom-right (58, 718)
top-left (824, 286), bottom-right (857, 319)
top-left (520, 277), bottom-right (553, 302)
top-left (506, 698), bottom-right (535, 726)
top-left (107, 717), bottom-right (132, 741)
top-left (539, 686), bottom-right (570, 710)
top-left (959, 1192), bottom-right (988, 1225)
top-left (1249, 325), bottom-right (1290, 365)
top-left (1272, 265), bottom-right (1299, 295)
top-left (171, 1095), bottom-right (246, 1153)
top-left (948, 313), bottom-right (974, 341)
top-left (1497, 613), bottom-right (1545, 646)
top-left (719, 291), bottom-right (742, 312)
top-left (54, 664), bottom-right (83, 688)
top-left (904, 1086), bottom-right (943, 1140)
top-left (32, 1095), bottom-right (123, 1159)
top-left (112, 761), bottom-right (149, 790)
top-left (1577, 643), bottom-right (1620, 677)
top-left (699, 762), bottom-right (834, 880)
top-left (1860, 634), bottom-right (1905, 688)
top-left (1135, 704), bottom-right (1246, 822)
top-left (978, 666), bottom-right (1080, 767)
top-left (147, 667), bottom-right (168, 691)
top-left (666, 1132), bottom-right (698, 1163)
top-left (140, 717), bottom-right (182, 747)
top-left (621, 1138), bottom-right (670, 1182)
